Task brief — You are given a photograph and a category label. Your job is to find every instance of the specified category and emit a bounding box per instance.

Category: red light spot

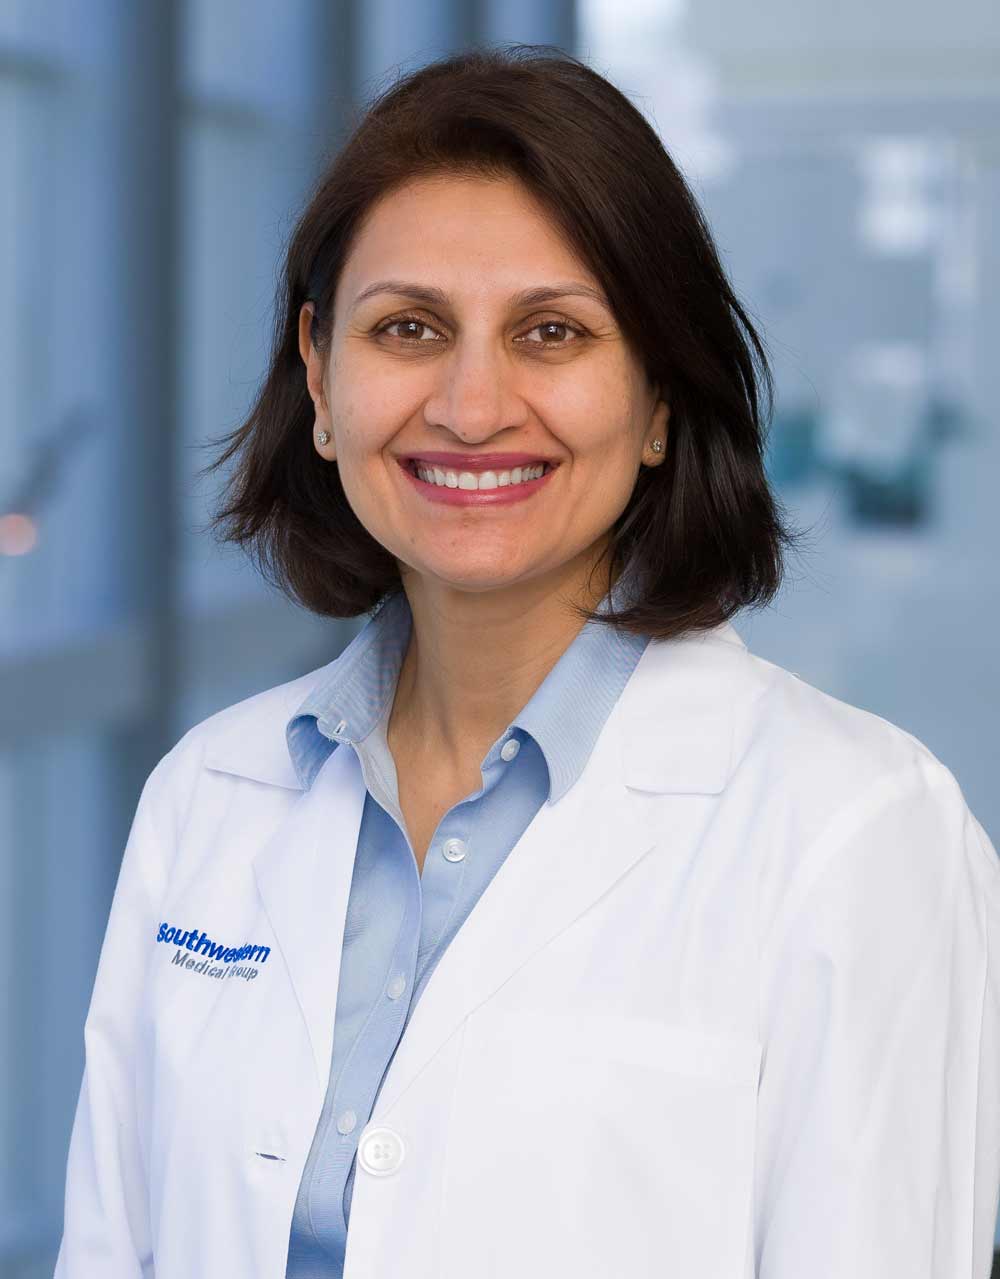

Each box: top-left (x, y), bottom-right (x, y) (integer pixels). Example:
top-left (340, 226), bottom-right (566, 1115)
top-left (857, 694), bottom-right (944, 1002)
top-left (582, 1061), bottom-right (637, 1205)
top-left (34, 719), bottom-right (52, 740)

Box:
top-left (0, 513), bottom-right (39, 556)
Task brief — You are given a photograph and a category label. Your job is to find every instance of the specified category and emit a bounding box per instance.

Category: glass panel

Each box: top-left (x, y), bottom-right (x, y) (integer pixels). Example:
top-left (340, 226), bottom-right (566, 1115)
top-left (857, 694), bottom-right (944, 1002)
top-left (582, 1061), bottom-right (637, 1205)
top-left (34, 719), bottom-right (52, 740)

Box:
top-left (177, 0), bottom-right (330, 614)
top-left (0, 33), bottom-right (134, 656)
top-left (183, 0), bottom-right (319, 118)
top-left (0, 0), bottom-right (73, 54)
top-left (177, 116), bottom-right (312, 612)
top-left (0, 732), bottom-right (117, 1272)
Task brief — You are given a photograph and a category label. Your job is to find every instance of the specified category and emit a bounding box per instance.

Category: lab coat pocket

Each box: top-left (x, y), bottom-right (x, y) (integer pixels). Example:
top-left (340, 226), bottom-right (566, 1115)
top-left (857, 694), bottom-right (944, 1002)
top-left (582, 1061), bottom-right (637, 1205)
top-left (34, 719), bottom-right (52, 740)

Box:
top-left (440, 1006), bottom-right (761, 1279)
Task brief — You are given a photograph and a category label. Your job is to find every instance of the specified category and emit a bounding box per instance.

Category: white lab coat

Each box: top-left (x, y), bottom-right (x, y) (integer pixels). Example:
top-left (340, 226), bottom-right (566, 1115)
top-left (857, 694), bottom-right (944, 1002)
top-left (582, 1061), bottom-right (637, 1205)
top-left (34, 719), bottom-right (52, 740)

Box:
top-left (55, 620), bottom-right (1000, 1279)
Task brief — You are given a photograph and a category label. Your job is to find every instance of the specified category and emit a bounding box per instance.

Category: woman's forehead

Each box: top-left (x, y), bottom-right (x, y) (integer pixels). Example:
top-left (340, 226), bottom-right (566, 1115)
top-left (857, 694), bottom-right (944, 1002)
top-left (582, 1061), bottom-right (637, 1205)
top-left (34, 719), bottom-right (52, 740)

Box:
top-left (342, 175), bottom-right (596, 292)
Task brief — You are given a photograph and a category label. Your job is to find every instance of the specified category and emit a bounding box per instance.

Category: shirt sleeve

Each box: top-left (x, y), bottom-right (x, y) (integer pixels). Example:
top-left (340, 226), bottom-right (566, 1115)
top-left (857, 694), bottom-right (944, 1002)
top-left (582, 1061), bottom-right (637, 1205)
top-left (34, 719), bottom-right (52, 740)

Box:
top-left (54, 752), bottom-right (175, 1279)
top-left (754, 757), bottom-right (1000, 1278)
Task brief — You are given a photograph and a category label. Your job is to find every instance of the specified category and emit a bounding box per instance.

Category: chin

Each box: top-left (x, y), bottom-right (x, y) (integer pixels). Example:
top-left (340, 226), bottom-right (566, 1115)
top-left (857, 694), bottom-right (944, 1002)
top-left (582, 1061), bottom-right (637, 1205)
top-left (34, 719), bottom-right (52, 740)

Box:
top-left (409, 560), bottom-right (538, 595)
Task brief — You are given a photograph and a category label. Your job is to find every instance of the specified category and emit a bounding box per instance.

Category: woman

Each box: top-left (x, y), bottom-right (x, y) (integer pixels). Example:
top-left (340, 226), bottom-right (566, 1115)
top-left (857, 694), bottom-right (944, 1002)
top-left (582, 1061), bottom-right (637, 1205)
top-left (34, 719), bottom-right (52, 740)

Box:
top-left (56, 45), bottom-right (999, 1279)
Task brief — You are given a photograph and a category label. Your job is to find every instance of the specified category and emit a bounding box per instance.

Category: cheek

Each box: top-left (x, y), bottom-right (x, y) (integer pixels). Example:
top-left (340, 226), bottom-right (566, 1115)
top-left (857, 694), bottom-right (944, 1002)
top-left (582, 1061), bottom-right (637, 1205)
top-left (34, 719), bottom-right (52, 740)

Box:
top-left (568, 410), bottom-right (642, 483)
top-left (581, 468), bottom-right (639, 525)
top-left (329, 401), bottom-right (388, 475)
top-left (566, 425), bottom-right (645, 524)
top-left (559, 380), bottom-right (639, 449)
top-left (329, 416), bottom-right (407, 541)
top-left (334, 352), bottom-right (411, 423)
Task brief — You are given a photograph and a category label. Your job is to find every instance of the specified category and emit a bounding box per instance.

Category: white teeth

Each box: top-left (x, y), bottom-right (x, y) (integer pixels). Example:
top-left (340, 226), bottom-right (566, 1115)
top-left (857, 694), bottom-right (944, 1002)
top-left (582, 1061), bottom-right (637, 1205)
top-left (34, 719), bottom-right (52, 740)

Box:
top-left (413, 462), bottom-right (549, 490)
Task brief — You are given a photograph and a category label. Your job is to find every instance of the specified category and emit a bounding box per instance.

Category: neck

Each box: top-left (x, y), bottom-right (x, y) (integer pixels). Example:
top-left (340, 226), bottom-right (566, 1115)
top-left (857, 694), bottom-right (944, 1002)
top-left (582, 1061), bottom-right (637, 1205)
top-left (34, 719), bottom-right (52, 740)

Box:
top-left (387, 547), bottom-right (617, 777)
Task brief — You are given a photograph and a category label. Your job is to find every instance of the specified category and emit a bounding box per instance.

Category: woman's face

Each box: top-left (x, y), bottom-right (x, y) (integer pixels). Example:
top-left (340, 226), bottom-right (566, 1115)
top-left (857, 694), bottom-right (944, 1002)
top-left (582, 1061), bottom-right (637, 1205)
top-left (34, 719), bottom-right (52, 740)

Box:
top-left (299, 173), bottom-right (668, 598)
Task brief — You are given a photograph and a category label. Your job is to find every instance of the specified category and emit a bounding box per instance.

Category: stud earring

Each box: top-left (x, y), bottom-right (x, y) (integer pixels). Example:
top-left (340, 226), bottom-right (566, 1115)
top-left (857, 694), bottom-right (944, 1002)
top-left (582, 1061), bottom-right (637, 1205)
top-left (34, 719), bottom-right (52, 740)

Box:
top-left (650, 439), bottom-right (662, 453)
top-left (317, 430), bottom-right (330, 445)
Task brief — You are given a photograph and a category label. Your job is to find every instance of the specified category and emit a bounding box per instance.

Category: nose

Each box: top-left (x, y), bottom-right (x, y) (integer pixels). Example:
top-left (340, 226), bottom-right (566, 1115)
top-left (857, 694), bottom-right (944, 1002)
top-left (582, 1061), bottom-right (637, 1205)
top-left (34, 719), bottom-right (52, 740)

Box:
top-left (422, 340), bottom-right (528, 444)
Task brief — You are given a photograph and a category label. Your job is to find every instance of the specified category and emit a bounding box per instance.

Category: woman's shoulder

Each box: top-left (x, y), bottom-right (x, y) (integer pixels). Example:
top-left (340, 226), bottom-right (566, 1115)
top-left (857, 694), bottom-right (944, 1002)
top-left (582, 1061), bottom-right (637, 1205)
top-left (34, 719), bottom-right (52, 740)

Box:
top-left (739, 641), bottom-right (945, 788)
top-left (722, 637), bottom-right (999, 918)
top-left (632, 622), bottom-right (948, 800)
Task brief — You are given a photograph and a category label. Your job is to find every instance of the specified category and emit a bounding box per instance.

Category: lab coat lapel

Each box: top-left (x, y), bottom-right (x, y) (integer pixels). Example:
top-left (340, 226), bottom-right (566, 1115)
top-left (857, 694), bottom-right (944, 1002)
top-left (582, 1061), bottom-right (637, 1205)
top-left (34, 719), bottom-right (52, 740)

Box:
top-left (251, 741), bottom-right (367, 1091)
top-left (367, 624), bottom-right (750, 1121)
top-left (369, 702), bottom-right (656, 1122)
top-left (248, 723), bottom-right (649, 1123)
top-left (249, 711), bottom-right (655, 1123)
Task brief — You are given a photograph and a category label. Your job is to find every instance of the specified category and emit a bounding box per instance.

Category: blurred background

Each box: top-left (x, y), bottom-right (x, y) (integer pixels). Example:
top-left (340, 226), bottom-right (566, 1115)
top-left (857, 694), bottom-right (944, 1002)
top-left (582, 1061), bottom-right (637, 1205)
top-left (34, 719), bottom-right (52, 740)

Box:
top-left (1, 0), bottom-right (998, 1273)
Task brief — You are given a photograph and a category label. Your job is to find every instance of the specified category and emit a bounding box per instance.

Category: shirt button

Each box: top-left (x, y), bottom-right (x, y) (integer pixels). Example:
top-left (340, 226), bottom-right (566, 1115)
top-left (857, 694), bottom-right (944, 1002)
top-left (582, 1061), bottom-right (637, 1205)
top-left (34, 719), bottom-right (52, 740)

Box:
top-left (386, 974), bottom-right (407, 999)
top-left (442, 837), bottom-right (466, 862)
top-left (500, 738), bottom-right (520, 761)
top-left (336, 1109), bottom-right (357, 1134)
top-left (358, 1126), bottom-right (405, 1176)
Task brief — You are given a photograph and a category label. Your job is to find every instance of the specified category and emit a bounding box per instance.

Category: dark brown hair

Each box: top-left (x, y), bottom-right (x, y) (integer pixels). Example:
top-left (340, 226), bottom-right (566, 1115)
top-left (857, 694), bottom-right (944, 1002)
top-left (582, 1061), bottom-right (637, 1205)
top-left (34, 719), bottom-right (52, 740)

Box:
top-left (198, 42), bottom-right (803, 640)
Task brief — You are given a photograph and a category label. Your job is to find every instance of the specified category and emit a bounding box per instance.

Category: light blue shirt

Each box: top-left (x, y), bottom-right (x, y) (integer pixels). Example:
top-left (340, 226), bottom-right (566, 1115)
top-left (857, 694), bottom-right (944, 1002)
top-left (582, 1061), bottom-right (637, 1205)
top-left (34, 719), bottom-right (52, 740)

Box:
top-left (284, 577), bottom-right (649, 1277)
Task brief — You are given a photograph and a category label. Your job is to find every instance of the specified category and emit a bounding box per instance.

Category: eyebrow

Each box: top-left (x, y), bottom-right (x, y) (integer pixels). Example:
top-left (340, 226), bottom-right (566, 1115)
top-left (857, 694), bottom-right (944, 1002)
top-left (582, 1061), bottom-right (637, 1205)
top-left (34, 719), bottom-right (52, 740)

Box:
top-left (350, 280), bottom-right (611, 313)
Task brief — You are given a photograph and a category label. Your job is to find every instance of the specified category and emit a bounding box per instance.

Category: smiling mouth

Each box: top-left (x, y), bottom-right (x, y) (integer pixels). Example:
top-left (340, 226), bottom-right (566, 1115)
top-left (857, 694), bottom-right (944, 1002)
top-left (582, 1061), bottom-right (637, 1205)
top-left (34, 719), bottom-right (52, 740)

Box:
top-left (406, 459), bottom-right (554, 491)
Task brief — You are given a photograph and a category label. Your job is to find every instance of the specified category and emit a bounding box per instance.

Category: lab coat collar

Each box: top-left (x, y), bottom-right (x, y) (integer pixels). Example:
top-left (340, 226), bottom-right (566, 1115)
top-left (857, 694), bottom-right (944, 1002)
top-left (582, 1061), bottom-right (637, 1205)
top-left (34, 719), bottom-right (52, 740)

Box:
top-left (203, 617), bottom-right (750, 797)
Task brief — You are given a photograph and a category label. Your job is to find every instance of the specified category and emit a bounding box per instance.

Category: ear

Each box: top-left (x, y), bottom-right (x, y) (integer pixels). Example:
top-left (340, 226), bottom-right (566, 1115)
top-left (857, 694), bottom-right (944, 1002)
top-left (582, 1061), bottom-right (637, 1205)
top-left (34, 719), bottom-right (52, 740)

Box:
top-left (641, 398), bottom-right (670, 468)
top-left (298, 303), bottom-right (328, 411)
top-left (299, 302), bottom-right (335, 461)
top-left (298, 302), bottom-right (313, 372)
top-left (649, 396), bottom-right (670, 448)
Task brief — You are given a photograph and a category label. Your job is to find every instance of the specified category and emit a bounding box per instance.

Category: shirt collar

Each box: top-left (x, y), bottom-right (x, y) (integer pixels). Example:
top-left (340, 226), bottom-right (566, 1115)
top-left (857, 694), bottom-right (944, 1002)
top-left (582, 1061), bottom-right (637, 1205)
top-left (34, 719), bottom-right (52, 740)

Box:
top-left (285, 590), bottom-right (412, 791)
top-left (285, 570), bottom-right (648, 801)
top-left (507, 580), bottom-right (648, 802)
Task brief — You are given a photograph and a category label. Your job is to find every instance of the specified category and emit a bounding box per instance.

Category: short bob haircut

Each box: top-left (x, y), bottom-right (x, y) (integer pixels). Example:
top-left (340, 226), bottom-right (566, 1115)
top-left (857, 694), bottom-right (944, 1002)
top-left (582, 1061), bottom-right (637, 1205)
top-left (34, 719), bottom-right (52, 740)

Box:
top-left (200, 43), bottom-right (802, 641)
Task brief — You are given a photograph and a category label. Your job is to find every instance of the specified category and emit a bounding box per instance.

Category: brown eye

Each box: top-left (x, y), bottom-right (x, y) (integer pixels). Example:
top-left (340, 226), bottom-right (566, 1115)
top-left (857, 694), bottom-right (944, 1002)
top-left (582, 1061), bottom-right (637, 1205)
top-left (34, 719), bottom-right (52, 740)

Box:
top-left (518, 319), bottom-right (586, 346)
top-left (374, 315), bottom-right (444, 343)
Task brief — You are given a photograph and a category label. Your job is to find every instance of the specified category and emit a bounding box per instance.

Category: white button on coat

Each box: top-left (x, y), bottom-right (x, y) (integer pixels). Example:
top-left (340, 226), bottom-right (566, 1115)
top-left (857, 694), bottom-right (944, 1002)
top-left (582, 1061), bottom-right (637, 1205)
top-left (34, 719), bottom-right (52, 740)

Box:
top-left (358, 1126), bottom-right (405, 1176)
top-left (442, 837), bottom-right (466, 862)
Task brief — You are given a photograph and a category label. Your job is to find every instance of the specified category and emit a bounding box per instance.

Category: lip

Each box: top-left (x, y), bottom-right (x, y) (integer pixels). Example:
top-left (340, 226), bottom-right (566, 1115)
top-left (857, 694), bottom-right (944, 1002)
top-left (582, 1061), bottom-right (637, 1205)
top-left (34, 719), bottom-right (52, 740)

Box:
top-left (397, 455), bottom-right (557, 507)
top-left (400, 451), bottom-right (558, 472)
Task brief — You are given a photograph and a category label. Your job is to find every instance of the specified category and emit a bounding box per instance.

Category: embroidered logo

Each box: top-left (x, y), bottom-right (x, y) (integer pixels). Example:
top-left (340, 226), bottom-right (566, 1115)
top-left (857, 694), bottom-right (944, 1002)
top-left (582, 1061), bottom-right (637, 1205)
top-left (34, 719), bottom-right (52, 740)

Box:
top-left (156, 921), bottom-right (271, 982)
